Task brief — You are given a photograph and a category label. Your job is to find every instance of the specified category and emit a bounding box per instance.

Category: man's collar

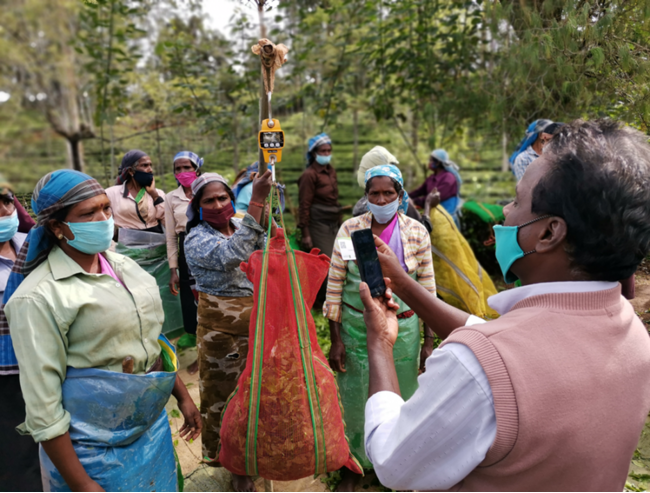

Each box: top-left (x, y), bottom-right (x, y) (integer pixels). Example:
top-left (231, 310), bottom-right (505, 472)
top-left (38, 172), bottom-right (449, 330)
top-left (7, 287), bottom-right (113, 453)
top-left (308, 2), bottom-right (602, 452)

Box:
top-left (310, 162), bottom-right (331, 173)
top-left (488, 280), bottom-right (619, 315)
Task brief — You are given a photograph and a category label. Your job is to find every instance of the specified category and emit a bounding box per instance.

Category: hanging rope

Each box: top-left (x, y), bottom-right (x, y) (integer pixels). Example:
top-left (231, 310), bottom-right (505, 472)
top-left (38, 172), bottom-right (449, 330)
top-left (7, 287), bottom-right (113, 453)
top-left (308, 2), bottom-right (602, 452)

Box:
top-left (251, 38), bottom-right (289, 95)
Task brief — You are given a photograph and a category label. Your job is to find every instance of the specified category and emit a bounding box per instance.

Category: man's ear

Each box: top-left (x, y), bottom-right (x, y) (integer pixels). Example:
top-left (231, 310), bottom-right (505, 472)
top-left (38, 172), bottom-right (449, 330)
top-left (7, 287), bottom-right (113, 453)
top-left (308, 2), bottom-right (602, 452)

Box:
top-left (47, 218), bottom-right (63, 240)
top-left (535, 217), bottom-right (567, 254)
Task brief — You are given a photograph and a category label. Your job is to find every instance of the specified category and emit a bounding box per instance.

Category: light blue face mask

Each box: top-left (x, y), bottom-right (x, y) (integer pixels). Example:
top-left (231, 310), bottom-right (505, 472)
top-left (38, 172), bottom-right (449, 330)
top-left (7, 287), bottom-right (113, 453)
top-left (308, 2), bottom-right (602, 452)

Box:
top-left (493, 215), bottom-right (552, 283)
top-left (64, 216), bottom-right (115, 255)
top-left (315, 154), bottom-right (331, 166)
top-left (368, 198), bottom-right (401, 224)
top-left (0, 211), bottom-right (19, 242)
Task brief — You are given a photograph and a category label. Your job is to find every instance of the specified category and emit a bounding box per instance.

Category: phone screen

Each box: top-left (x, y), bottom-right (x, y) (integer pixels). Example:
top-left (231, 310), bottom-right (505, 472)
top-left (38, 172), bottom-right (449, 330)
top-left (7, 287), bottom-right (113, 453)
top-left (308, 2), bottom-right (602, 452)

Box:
top-left (351, 229), bottom-right (387, 298)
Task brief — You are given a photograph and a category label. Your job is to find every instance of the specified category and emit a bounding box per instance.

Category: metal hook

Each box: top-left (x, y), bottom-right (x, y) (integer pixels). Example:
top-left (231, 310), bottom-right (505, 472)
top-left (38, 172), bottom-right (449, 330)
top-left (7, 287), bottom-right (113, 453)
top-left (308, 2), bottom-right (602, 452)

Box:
top-left (269, 154), bottom-right (277, 182)
top-left (267, 92), bottom-right (273, 126)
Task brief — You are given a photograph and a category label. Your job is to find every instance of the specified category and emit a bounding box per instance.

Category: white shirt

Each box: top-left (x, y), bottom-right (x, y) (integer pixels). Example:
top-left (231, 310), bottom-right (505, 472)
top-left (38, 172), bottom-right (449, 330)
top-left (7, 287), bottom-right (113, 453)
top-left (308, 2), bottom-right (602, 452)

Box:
top-left (364, 281), bottom-right (618, 491)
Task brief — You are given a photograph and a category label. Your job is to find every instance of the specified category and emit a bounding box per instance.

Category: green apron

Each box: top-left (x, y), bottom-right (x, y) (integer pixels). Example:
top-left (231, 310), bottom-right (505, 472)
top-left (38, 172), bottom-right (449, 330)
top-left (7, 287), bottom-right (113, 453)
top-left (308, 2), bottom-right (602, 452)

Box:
top-left (338, 261), bottom-right (420, 468)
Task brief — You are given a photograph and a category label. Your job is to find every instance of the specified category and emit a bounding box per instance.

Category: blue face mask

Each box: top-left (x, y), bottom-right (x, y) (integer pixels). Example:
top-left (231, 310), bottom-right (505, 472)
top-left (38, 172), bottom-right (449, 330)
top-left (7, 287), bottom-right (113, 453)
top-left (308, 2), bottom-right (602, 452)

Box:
top-left (0, 211), bottom-right (19, 242)
top-left (493, 215), bottom-right (552, 283)
top-left (315, 154), bottom-right (331, 166)
top-left (64, 216), bottom-right (115, 255)
top-left (368, 198), bottom-right (400, 224)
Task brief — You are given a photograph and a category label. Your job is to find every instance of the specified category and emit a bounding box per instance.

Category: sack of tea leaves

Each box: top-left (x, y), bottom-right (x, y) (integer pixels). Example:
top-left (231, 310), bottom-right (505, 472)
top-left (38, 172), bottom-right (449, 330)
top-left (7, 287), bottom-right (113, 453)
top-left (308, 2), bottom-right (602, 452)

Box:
top-left (219, 229), bottom-right (362, 480)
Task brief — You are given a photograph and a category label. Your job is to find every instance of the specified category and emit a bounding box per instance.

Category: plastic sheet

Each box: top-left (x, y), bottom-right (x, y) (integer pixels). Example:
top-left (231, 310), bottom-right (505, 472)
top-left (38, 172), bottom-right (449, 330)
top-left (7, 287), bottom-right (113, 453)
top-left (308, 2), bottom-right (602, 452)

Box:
top-left (116, 230), bottom-right (183, 335)
top-left (40, 336), bottom-right (178, 492)
top-left (339, 262), bottom-right (420, 468)
top-left (219, 229), bottom-right (361, 480)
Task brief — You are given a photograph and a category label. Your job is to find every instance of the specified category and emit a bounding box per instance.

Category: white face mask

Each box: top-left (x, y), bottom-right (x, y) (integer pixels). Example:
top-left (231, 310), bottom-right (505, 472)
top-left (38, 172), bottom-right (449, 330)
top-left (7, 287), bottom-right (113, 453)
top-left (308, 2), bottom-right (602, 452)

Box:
top-left (367, 198), bottom-right (400, 224)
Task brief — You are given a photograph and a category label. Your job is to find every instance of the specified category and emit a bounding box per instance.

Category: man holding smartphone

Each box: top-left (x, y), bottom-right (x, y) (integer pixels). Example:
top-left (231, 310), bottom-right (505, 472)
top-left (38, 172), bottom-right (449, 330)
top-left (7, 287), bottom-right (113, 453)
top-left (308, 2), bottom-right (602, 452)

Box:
top-left (361, 119), bottom-right (650, 491)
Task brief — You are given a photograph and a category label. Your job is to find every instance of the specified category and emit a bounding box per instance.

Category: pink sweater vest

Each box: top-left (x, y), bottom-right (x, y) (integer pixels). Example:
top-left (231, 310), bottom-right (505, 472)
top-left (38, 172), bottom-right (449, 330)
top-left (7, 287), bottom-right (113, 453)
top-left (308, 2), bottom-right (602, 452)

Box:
top-left (441, 286), bottom-right (650, 491)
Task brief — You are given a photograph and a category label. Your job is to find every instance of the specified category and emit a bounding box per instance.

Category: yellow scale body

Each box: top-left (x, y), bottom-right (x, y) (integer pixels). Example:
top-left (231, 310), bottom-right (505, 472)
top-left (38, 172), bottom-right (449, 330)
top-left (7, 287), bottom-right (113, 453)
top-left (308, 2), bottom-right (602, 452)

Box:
top-left (258, 119), bottom-right (285, 163)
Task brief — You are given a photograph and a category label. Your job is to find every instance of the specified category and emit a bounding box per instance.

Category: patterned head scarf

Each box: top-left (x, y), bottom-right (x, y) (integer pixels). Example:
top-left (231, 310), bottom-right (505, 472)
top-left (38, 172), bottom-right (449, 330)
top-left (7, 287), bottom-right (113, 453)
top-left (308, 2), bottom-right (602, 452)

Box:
top-left (305, 133), bottom-right (332, 167)
top-left (3, 170), bottom-right (105, 303)
top-left (431, 148), bottom-right (463, 189)
top-left (364, 164), bottom-right (409, 214)
top-left (357, 146), bottom-right (399, 188)
top-left (173, 151), bottom-right (204, 170)
top-left (116, 149), bottom-right (148, 185)
top-left (509, 119), bottom-right (554, 165)
top-left (186, 173), bottom-right (231, 223)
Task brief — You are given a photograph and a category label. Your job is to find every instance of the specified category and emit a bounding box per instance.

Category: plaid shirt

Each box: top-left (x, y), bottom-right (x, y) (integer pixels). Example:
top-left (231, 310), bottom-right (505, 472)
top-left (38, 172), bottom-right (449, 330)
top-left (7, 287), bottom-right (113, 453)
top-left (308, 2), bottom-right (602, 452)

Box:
top-left (323, 212), bottom-right (436, 323)
top-left (0, 232), bottom-right (27, 375)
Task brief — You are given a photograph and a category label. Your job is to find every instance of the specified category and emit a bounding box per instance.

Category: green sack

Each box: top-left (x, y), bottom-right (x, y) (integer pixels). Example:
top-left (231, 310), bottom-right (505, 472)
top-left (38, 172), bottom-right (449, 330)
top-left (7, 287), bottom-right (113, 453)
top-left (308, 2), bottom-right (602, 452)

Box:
top-left (462, 200), bottom-right (505, 223)
top-left (115, 242), bottom-right (183, 336)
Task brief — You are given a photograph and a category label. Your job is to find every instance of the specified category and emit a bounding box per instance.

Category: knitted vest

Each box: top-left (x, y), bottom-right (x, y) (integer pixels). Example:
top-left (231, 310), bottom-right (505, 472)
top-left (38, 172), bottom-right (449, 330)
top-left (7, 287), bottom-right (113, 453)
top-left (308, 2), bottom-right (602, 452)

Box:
top-left (440, 286), bottom-right (650, 491)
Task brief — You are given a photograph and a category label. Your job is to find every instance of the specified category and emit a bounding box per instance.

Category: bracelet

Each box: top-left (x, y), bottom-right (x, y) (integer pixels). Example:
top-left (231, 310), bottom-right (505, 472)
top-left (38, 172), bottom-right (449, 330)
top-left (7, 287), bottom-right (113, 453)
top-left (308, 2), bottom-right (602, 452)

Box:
top-left (249, 200), bottom-right (265, 209)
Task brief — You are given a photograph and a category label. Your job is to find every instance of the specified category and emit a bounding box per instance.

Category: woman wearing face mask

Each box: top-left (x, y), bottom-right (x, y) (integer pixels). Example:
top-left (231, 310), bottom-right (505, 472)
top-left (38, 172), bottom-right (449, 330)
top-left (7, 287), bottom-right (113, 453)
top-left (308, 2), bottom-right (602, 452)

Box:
top-left (298, 133), bottom-right (341, 308)
top-left (183, 171), bottom-right (273, 492)
top-left (323, 164), bottom-right (435, 491)
top-left (4, 170), bottom-right (201, 492)
top-left (166, 151), bottom-right (202, 373)
top-left (0, 180), bottom-right (41, 492)
top-left (105, 149), bottom-right (166, 233)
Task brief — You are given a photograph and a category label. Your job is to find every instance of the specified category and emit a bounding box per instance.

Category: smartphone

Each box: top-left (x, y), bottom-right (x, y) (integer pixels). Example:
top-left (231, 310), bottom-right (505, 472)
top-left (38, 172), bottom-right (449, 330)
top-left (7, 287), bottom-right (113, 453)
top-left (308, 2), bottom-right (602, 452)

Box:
top-left (351, 229), bottom-right (387, 298)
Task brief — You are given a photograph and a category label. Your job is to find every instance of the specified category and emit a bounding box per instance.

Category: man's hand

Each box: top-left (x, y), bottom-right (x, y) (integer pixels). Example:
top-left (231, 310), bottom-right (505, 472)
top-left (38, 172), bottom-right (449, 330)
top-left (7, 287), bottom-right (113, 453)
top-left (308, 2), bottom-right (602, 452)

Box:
top-left (373, 236), bottom-right (409, 293)
top-left (329, 339), bottom-right (346, 373)
top-left (169, 269), bottom-right (179, 296)
top-left (359, 281), bottom-right (399, 349)
top-left (177, 397), bottom-right (202, 441)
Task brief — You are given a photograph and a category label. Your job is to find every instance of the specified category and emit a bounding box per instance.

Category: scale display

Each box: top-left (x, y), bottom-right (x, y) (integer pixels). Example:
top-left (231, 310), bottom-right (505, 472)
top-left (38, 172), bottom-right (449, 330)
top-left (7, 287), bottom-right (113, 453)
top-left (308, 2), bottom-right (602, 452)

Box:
top-left (258, 119), bottom-right (285, 163)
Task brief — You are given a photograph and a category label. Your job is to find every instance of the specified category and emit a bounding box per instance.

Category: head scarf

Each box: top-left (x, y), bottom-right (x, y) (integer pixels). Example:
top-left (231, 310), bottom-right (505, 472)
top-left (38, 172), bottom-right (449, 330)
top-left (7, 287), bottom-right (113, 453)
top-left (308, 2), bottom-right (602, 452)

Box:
top-left (186, 173), bottom-right (231, 223)
top-left (173, 151), bottom-right (204, 170)
top-left (305, 133), bottom-right (332, 167)
top-left (509, 119), bottom-right (554, 165)
top-left (232, 162), bottom-right (258, 199)
top-left (3, 170), bottom-right (105, 303)
top-left (430, 148), bottom-right (463, 189)
top-left (116, 149), bottom-right (148, 185)
top-left (357, 146), bottom-right (399, 188)
top-left (364, 164), bottom-right (409, 214)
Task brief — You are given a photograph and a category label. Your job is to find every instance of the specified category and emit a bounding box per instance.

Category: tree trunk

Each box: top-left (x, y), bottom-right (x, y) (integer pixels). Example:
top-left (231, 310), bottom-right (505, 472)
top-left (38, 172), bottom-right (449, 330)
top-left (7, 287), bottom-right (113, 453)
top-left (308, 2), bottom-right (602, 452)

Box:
top-left (352, 107), bottom-right (359, 171)
top-left (232, 101), bottom-right (240, 173)
top-left (66, 138), bottom-right (84, 172)
top-left (411, 108), bottom-right (419, 153)
top-left (502, 130), bottom-right (510, 173)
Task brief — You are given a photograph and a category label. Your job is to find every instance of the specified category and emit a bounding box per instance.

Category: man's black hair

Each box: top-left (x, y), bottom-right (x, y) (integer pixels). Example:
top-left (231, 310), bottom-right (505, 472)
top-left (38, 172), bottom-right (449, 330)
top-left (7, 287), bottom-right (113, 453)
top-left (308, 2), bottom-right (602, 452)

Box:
top-left (532, 119), bottom-right (650, 281)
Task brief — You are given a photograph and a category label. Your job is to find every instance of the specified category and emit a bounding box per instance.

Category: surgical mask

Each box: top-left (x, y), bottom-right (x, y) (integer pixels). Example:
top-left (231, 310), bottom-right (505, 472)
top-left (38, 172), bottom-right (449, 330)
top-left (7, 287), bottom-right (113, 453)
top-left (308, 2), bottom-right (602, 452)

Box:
top-left (0, 211), bottom-right (19, 242)
top-left (64, 216), bottom-right (115, 255)
top-left (368, 198), bottom-right (400, 224)
top-left (133, 171), bottom-right (154, 187)
top-left (493, 215), bottom-right (552, 283)
top-left (315, 154), bottom-right (331, 166)
top-left (176, 172), bottom-right (197, 188)
top-left (201, 201), bottom-right (236, 230)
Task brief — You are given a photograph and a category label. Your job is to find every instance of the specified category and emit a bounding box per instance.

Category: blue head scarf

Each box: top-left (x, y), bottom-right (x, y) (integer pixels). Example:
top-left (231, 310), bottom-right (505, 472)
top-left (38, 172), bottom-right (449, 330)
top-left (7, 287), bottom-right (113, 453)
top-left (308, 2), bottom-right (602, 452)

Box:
top-left (431, 148), bottom-right (463, 189)
top-left (3, 170), bottom-right (105, 303)
top-left (305, 133), bottom-right (332, 167)
top-left (509, 119), bottom-right (553, 165)
top-left (173, 151), bottom-right (204, 170)
top-left (364, 164), bottom-right (409, 214)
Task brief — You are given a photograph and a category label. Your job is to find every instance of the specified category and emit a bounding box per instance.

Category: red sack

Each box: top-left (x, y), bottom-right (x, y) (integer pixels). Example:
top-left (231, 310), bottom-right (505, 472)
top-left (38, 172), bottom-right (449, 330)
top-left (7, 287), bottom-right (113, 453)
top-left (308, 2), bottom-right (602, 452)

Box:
top-left (219, 229), bottom-right (362, 480)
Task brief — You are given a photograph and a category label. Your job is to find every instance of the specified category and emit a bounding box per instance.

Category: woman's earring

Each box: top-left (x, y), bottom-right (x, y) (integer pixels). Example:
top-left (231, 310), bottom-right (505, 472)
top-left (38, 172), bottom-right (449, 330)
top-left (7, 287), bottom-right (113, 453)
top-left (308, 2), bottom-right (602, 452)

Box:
top-left (57, 234), bottom-right (64, 240)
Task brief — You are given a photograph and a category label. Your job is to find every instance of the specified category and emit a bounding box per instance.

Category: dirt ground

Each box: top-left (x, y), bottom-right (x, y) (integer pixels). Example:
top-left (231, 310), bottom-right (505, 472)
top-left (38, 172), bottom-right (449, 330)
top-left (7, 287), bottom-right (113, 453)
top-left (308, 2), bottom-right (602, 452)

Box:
top-left (167, 260), bottom-right (650, 492)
